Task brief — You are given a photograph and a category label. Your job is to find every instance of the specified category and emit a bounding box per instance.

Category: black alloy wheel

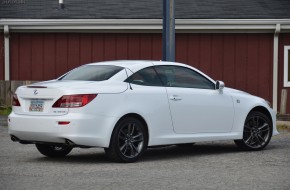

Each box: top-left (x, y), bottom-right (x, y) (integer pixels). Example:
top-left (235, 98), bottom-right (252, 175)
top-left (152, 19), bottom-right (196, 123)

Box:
top-left (235, 111), bottom-right (272, 150)
top-left (105, 117), bottom-right (148, 163)
top-left (35, 144), bottom-right (73, 157)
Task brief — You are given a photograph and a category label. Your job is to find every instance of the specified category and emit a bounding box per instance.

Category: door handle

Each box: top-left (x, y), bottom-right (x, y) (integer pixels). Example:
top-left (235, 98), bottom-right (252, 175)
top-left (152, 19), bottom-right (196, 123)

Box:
top-left (169, 95), bottom-right (182, 101)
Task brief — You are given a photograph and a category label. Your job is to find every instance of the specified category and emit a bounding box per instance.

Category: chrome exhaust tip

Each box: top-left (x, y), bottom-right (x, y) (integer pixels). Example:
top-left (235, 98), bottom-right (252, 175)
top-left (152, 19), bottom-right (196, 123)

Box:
top-left (65, 139), bottom-right (75, 146)
top-left (11, 135), bottom-right (20, 142)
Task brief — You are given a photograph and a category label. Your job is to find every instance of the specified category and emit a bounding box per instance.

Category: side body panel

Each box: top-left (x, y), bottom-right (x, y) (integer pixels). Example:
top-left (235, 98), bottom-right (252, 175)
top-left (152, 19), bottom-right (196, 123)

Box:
top-left (166, 87), bottom-right (234, 134)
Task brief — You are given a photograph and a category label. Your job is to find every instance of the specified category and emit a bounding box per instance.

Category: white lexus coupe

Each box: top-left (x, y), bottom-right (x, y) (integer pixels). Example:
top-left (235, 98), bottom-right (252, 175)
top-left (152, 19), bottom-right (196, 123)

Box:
top-left (8, 60), bottom-right (278, 162)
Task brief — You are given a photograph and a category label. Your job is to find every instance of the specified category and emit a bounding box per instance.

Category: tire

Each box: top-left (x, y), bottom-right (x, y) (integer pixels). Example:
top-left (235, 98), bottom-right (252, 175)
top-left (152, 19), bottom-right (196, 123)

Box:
top-left (176, 143), bottom-right (195, 148)
top-left (35, 144), bottom-right (72, 157)
top-left (104, 117), bottom-right (148, 163)
top-left (234, 111), bottom-right (272, 151)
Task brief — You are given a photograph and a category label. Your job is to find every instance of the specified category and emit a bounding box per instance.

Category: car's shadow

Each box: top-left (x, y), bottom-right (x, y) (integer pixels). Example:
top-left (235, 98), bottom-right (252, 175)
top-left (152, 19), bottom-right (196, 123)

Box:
top-left (143, 144), bottom-right (239, 161)
top-left (32, 143), bottom-right (277, 164)
top-left (34, 151), bottom-right (111, 164)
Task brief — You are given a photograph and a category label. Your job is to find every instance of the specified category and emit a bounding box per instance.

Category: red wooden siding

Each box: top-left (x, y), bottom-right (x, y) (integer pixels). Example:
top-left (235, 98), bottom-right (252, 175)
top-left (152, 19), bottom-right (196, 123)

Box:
top-left (176, 33), bottom-right (273, 103)
top-left (0, 33), bottom-right (4, 80)
top-left (10, 33), bottom-right (273, 106)
top-left (278, 33), bottom-right (290, 114)
top-left (10, 33), bottom-right (162, 81)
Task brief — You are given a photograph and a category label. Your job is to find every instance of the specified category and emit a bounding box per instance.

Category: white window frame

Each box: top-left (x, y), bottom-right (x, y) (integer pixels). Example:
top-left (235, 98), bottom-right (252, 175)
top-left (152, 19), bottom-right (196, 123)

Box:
top-left (284, 46), bottom-right (290, 87)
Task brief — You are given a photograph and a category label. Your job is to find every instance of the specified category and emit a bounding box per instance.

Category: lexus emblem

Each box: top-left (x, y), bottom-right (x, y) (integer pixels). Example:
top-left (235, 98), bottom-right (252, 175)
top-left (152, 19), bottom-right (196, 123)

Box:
top-left (33, 89), bottom-right (38, 95)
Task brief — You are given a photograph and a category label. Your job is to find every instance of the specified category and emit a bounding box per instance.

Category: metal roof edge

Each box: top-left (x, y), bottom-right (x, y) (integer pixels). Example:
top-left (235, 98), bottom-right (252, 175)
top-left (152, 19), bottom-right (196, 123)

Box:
top-left (1, 19), bottom-right (290, 31)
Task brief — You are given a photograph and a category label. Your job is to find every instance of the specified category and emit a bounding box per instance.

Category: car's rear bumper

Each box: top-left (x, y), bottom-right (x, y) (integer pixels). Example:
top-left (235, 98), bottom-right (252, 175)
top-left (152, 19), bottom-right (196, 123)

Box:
top-left (8, 112), bottom-right (117, 148)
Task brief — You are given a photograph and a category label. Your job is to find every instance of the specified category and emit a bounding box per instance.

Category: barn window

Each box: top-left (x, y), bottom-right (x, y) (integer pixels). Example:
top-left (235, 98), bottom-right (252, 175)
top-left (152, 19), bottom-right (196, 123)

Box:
top-left (284, 46), bottom-right (290, 87)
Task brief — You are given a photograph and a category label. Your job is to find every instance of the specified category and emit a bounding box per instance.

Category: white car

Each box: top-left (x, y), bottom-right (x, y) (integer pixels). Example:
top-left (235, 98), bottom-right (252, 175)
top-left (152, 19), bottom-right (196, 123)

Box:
top-left (8, 60), bottom-right (278, 162)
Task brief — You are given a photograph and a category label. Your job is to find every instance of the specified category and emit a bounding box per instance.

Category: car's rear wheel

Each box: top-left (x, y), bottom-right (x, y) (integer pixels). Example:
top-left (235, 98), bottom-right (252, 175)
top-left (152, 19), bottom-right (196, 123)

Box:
top-left (105, 117), bottom-right (148, 163)
top-left (234, 111), bottom-right (272, 150)
top-left (35, 144), bottom-right (73, 157)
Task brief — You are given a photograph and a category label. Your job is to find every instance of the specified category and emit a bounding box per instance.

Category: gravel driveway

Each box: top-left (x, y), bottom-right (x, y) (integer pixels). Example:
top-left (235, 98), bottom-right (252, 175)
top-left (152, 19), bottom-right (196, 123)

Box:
top-left (0, 125), bottom-right (289, 190)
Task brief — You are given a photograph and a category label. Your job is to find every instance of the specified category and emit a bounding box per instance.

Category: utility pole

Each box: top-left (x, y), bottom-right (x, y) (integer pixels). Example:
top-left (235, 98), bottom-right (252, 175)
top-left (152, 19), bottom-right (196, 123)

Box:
top-left (162, 0), bottom-right (175, 62)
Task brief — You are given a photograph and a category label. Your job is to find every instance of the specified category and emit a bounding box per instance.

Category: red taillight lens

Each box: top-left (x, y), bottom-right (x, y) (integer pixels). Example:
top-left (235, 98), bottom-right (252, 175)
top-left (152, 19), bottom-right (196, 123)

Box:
top-left (12, 94), bottom-right (21, 106)
top-left (52, 94), bottom-right (97, 108)
top-left (58, 121), bottom-right (70, 125)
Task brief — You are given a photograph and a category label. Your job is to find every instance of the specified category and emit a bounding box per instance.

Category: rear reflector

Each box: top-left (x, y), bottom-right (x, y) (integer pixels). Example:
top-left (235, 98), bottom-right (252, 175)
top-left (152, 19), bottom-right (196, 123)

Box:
top-left (58, 121), bottom-right (70, 125)
top-left (52, 94), bottom-right (97, 108)
top-left (12, 94), bottom-right (21, 106)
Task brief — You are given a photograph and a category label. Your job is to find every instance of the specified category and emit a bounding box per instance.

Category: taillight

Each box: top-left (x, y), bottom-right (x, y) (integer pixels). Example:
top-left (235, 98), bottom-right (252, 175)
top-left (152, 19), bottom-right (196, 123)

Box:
top-left (52, 94), bottom-right (97, 108)
top-left (12, 94), bottom-right (21, 106)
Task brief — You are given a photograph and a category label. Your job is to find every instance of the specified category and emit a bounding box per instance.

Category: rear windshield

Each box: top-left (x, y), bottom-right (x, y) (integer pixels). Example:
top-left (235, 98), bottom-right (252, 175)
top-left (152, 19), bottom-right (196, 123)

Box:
top-left (60, 65), bottom-right (123, 81)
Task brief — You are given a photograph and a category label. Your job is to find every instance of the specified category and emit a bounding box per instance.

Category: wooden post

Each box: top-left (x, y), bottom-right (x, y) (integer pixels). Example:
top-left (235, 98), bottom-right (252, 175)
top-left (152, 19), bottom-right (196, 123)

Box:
top-left (0, 81), bottom-right (11, 107)
top-left (0, 81), bottom-right (5, 106)
top-left (0, 80), bottom-right (38, 107)
top-left (280, 89), bottom-right (288, 114)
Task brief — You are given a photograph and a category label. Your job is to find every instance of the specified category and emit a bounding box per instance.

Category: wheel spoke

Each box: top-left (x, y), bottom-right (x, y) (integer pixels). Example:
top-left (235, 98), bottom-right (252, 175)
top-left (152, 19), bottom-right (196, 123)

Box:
top-left (244, 124), bottom-right (251, 132)
top-left (131, 144), bottom-right (139, 153)
top-left (256, 117), bottom-right (260, 127)
top-left (245, 135), bottom-right (253, 144)
top-left (127, 123), bottom-right (135, 135)
top-left (120, 143), bottom-right (127, 152)
top-left (260, 128), bottom-right (269, 133)
top-left (119, 135), bottom-right (126, 140)
top-left (129, 144), bottom-right (135, 156)
top-left (254, 135), bottom-right (260, 144)
top-left (252, 117), bottom-right (256, 126)
top-left (120, 130), bottom-right (127, 138)
top-left (121, 145), bottom-right (128, 155)
top-left (130, 123), bottom-right (135, 135)
top-left (132, 139), bottom-right (143, 143)
top-left (249, 135), bottom-right (256, 145)
top-left (258, 123), bottom-right (269, 130)
top-left (244, 124), bottom-right (251, 129)
top-left (132, 133), bottom-right (143, 141)
top-left (257, 134), bottom-right (265, 144)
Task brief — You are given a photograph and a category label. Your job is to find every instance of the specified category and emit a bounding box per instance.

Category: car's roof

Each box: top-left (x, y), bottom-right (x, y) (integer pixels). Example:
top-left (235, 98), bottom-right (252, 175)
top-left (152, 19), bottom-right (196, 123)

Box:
top-left (88, 60), bottom-right (150, 66)
top-left (87, 60), bottom-right (188, 71)
top-left (88, 60), bottom-right (151, 70)
top-left (85, 60), bottom-right (215, 83)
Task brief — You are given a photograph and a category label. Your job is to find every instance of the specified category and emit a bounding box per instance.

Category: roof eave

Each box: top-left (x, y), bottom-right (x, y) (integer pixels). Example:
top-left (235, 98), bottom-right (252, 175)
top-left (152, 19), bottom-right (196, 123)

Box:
top-left (1, 19), bottom-right (290, 32)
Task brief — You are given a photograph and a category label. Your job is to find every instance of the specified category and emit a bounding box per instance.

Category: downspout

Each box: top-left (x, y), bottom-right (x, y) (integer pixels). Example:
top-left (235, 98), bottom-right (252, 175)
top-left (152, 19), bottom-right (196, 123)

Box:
top-left (4, 25), bottom-right (10, 81)
top-left (273, 24), bottom-right (280, 112)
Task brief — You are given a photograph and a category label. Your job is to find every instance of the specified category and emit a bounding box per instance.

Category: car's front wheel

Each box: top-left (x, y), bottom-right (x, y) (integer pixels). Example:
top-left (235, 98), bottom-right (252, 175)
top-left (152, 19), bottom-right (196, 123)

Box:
top-left (105, 117), bottom-right (148, 163)
top-left (35, 144), bottom-right (73, 157)
top-left (235, 111), bottom-right (272, 150)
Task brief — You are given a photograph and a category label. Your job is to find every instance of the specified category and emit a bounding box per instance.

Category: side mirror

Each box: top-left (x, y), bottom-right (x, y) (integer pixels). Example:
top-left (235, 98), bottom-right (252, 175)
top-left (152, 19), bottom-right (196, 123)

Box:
top-left (215, 81), bottom-right (225, 94)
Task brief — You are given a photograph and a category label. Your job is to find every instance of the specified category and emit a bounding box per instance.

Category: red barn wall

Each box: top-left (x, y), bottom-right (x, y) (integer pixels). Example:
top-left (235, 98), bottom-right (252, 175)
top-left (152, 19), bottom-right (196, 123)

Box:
top-left (9, 32), bottom-right (273, 106)
top-left (0, 33), bottom-right (4, 80)
top-left (10, 33), bottom-right (162, 81)
top-left (176, 33), bottom-right (273, 103)
top-left (278, 33), bottom-right (290, 114)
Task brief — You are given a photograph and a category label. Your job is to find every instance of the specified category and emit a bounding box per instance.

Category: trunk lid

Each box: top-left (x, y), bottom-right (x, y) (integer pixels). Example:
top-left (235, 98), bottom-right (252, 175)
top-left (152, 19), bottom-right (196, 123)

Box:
top-left (13, 80), bottom-right (128, 116)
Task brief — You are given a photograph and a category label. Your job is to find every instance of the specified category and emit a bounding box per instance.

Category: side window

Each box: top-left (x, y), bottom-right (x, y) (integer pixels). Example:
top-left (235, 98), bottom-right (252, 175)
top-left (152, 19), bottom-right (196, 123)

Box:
top-left (125, 67), bottom-right (163, 86)
top-left (155, 66), bottom-right (215, 89)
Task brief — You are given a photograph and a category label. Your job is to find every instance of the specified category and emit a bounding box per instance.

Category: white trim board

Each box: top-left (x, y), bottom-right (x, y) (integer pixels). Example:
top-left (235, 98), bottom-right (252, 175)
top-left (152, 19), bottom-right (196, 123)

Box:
top-left (284, 46), bottom-right (290, 87)
top-left (0, 19), bottom-right (290, 32)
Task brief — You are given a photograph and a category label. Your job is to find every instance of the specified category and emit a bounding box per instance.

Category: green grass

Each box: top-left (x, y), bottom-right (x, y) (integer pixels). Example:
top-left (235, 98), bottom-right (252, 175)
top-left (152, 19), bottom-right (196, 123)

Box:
top-left (277, 124), bottom-right (289, 130)
top-left (0, 107), bottom-right (12, 116)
